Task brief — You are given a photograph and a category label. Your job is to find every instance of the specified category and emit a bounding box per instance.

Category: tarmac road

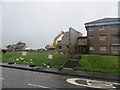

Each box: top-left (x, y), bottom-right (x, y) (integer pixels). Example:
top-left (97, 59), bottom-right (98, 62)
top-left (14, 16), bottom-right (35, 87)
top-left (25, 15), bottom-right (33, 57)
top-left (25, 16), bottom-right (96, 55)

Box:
top-left (1, 67), bottom-right (119, 89)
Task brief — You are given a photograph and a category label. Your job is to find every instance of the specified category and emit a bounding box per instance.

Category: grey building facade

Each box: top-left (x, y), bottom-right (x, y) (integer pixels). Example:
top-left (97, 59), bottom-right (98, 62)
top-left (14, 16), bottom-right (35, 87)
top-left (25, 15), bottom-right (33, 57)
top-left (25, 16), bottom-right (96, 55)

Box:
top-left (57, 27), bottom-right (82, 53)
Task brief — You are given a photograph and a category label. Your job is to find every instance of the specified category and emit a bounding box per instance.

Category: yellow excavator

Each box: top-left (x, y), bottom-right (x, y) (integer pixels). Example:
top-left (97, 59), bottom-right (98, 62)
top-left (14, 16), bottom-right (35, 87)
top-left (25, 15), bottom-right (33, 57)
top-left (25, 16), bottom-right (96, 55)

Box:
top-left (45, 31), bottom-right (64, 50)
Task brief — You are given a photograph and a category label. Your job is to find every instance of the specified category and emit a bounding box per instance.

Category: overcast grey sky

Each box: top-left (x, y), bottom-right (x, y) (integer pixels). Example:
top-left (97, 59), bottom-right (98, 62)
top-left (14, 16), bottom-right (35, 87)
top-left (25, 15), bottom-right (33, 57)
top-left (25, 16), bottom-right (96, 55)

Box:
top-left (1, 1), bottom-right (118, 49)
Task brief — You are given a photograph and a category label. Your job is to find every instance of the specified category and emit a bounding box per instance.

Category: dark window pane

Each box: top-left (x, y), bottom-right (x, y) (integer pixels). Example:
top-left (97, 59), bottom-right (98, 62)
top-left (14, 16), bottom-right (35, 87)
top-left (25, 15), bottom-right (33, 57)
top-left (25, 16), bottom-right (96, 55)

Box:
top-left (111, 34), bottom-right (118, 40)
top-left (111, 24), bottom-right (118, 28)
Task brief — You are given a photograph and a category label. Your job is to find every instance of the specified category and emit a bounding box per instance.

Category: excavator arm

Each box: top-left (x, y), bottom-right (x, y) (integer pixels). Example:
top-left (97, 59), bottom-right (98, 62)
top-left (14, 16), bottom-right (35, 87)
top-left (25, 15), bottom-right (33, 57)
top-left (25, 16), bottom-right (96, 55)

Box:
top-left (53, 31), bottom-right (64, 47)
top-left (45, 31), bottom-right (64, 50)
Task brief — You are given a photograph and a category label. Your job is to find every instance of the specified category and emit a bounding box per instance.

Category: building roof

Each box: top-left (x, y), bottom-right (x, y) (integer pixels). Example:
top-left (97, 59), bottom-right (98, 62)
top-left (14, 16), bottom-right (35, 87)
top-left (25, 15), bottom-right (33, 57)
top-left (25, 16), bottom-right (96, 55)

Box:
top-left (85, 18), bottom-right (120, 26)
top-left (85, 18), bottom-right (120, 25)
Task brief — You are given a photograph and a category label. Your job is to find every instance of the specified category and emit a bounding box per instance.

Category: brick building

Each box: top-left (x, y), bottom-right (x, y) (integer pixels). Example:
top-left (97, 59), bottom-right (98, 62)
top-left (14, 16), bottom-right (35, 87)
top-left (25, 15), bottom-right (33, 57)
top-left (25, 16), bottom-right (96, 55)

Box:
top-left (85, 18), bottom-right (120, 55)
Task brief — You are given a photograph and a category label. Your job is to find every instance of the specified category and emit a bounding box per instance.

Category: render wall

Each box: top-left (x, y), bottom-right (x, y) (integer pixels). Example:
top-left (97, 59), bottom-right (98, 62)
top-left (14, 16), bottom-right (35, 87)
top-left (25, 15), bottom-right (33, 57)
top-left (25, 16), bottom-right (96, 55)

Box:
top-left (69, 27), bottom-right (82, 54)
top-left (57, 27), bottom-right (82, 53)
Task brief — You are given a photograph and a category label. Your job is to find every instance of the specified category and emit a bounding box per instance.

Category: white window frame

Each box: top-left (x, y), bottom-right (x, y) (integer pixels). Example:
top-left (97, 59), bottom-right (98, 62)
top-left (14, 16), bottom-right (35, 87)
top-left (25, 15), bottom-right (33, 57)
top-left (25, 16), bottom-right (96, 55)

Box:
top-left (111, 45), bottom-right (120, 51)
top-left (100, 46), bottom-right (107, 51)
top-left (88, 27), bottom-right (94, 31)
top-left (99, 35), bottom-right (107, 40)
top-left (99, 26), bottom-right (105, 30)
top-left (89, 35), bottom-right (94, 39)
top-left (89, 46), bottom-right (94, 50)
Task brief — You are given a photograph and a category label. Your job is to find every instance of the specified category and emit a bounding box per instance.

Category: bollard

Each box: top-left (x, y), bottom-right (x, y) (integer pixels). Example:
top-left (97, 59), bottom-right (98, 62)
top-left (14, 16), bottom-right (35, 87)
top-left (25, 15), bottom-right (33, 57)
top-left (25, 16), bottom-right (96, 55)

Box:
top-left (29, 64), bottom-right (36, 67)
top-left (8, 62), bottom-right (14, 65)
top-left (2, 49), bottom-right (7, 54)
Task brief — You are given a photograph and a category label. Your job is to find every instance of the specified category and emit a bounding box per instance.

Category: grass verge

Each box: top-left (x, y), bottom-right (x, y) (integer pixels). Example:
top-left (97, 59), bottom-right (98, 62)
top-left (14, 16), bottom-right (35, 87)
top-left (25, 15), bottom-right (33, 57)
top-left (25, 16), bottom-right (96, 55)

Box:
top-left (75, 54), bottom-right (119, 74)
top-left (1, 52), bottom-right (120, 74)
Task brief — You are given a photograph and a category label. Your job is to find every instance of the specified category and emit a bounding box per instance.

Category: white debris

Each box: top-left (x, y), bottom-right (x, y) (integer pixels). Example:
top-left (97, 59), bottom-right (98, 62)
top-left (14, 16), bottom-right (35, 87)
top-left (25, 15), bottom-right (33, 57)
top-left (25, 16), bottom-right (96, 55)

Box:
top-left (16, 58), bottom-right (19, 61)
top-left (30, 62), bottom-right (32, 63)
top-left (60, 52), bottom-right (63, 54)
top-left (30, 59), bottom-right (32, 61)
top-left (47, 66), bottom-right (50, 68)
top-left (20, 57), bottom-right (24, 60)
top-left (20, 57), bottom-right (22, 59)
top-left (43, 63), bottom-right (46, 66)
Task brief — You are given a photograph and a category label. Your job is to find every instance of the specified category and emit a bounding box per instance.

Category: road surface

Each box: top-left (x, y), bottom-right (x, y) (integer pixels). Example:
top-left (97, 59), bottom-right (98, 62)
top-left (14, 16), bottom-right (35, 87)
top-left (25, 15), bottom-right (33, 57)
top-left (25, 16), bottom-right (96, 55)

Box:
top-left (1, 67), bottom-right (120, 89)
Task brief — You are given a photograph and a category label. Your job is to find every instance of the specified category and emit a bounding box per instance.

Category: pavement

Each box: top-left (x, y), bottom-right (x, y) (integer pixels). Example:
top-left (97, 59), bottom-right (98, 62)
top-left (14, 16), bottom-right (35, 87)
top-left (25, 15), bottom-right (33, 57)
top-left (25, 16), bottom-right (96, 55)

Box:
top-left (0, 62), bottom-right (120, 82)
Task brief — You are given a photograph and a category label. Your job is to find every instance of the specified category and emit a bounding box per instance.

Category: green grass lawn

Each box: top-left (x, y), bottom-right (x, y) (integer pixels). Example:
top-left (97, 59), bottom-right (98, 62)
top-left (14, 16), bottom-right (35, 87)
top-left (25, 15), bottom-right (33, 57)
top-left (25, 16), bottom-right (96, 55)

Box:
top-left (2, 52), bottom-right (69, 67)
top-left (1, 51), bottom-right (120, 74)
top-left (75, 54), bottom-right (119, 74)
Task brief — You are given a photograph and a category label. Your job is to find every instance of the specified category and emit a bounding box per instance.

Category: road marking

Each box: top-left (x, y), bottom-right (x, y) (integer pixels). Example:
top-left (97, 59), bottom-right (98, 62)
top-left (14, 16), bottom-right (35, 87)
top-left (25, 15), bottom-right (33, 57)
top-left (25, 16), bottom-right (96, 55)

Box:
top-left (66, 78), bottom-right (120, 88)
top-left (0, 78), bottom-right (4, 80)
top-left (28, 83), bottom-right (49, 88)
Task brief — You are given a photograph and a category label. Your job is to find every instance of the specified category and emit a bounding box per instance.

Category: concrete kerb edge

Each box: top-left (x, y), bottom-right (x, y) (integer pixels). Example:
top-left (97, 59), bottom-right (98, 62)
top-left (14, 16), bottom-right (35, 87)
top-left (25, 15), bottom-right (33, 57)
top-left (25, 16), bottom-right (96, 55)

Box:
top-left (0, 65), bottom-right (119, 81)
top-left (1, 65), bottom-right (81, 76)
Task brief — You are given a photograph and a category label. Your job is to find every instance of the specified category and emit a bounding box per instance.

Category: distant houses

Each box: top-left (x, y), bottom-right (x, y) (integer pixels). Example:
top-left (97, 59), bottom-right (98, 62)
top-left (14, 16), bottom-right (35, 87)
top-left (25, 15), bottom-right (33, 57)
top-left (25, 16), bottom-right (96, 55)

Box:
top-left (6, 41), bottom-right (46, 53)
top-left (6, 41), bottom-right (27, 51)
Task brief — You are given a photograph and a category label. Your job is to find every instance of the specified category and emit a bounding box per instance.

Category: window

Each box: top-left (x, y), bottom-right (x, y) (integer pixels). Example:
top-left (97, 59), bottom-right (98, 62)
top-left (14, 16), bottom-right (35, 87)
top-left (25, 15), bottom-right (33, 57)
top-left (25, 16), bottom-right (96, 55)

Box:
top-left (89, 46), bottom-right (94, 50)
top-left (111, 34), bottom-right (118, 40)
top-left (58, 46), bottom-right (62, 49)
top-left (100, 46), bottom-right (107, 51)
top-left (111, 24), bottom-right (118, 28)
top-left (111, 45), bottom-right (120, 51)
top-left (99, 35), bottom-right (107, 40)
top-left (88, 27), bottom-right (94, 31)
top-left (57, 41), bottom-right (61, 42)
top-left (89, 35), bottom-right (94, 39)
top-left (66, 45), bottom-right (69, 48)
top-left (99, 26), bottom-right (107, 30)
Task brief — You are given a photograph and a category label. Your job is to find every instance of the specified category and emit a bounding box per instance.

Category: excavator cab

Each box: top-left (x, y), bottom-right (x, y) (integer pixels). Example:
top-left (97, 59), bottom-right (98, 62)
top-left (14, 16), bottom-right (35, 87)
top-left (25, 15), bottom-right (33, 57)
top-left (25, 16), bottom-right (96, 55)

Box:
top-left (45, 45), bottom-right (55, 50)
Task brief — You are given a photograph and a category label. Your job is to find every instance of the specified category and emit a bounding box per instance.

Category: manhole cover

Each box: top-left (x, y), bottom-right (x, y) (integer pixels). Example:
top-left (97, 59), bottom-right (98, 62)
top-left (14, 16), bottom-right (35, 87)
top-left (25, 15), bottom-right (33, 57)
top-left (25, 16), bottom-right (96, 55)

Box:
top-left (76, 80), bottom-right (87, 85)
